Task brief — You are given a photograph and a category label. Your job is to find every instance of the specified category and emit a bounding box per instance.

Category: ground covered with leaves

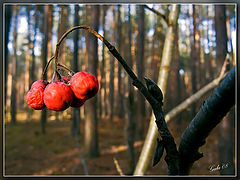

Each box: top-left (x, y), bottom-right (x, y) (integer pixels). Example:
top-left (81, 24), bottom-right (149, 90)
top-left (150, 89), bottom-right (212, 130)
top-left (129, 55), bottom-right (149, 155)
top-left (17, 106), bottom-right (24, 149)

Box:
top-left (5, 112), bottom-right (222, 176)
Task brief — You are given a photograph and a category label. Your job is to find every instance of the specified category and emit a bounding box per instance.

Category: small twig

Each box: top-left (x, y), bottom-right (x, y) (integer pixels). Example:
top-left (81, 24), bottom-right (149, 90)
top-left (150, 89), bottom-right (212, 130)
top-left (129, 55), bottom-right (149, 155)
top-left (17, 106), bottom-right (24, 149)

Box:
top-left (57, 62), bottom-right (75, 75)
top-left (42, 56), bottom-right (54, 80)
top-left (113, 157), bottom-right (125, 176)
top-left (143, 5), bottom-right (168, 25)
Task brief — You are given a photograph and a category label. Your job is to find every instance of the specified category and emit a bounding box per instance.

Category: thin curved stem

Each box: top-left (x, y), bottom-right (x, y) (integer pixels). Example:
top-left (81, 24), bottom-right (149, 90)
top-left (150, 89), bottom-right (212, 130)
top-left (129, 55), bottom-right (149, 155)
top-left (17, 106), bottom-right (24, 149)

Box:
top-left (57, 62), bottom-right (75, 75)
top-left (42, 56), bottom-right (55, 80)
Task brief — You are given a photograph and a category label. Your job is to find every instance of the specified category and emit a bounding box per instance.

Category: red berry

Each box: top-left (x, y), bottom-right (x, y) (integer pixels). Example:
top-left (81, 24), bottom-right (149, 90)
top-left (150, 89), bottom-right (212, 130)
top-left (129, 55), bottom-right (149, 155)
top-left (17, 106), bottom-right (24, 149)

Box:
top-left (26, 86), bottom-right (45, 110)
top-left (70, 72), bottom-right (99, 100)
top-left (31, 80), bottom-right (48, 89)
top-left (43, 82), bottom-right (73, 111)
top-left (70, 95), bottom-right (86, 108)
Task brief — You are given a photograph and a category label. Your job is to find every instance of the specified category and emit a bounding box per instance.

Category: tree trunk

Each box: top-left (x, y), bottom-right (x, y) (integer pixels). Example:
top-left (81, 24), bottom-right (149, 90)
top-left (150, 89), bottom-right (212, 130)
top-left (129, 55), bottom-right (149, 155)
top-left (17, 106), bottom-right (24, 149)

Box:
top-left (190, 5), bottom-right (200, 116)
top-left (5, 5), bottom-right (11, 111)
top-left (84, 5), bottom-right (100, 158)
top-left (57, 5), bottom-right (68, 65)
top-left (215, 5), bottom-right (234, 175)
top-left (100, 6), bottom-right (108, 118)
top-left (109, 7), bottom-right (116, 122)
top-left (116, 5), bottom-right (124, 119)
top-left (30, 6), bottom-right (38, 84)
top-left (135, 5), bottom-right (146, 140)
top-left (47, 5), bottom-right (53, 81)
top-left (215, 5), bottom-right (227, 73)
top-left (41, 5), bottom-right (49, 134)
top-left (134, 5), bottom-right (180, 175)
top-left (71, 5), bottom-right (80, 136)
top-left (124, 5), bottom-right (135, 174)
top-left (10, 5), bottom-right (18, 124)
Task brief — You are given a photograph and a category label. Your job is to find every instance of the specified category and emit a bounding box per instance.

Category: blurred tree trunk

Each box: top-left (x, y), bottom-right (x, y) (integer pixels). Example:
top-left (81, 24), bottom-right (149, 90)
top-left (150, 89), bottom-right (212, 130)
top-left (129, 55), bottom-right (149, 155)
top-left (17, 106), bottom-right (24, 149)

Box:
top-left (26, 6), bottom-right (33, 121)
top-left (25, 7), bottom-right (32, 98)
top-left (71, 5), bottom-right (80, 136)
top-left (41, 5), bottom-right (49, 134)
top-left (166, 22), bottom-right (181, 123)
top-left (30, 6), bottom-right (38, 84)
top-left (215, 5), bottom-right (234, 175)
top-left (5, 5), bottom-right (11, 110)
top-left (135, 5), bottom-right (145, 140)
top-left (84, 5), bottom-right (100, 158)
top-left (116, 5), bottom-right (124, 119)
top-left (124, 5), bottom-right (135, 174)
top-left (215, 5), bottom-right (227, 73)
top-left (109, 7), bottom-right (116, 122)
top-left (10, 5), bottom-right (18, 124)
top-left (57, 5), bottom-right (68, 65)
top-left (190, 5), bottom-right (200, 116)
top-left (47, 5), bottom-right (53, 80)
top-left (100, 6), bottom-right (108, 118)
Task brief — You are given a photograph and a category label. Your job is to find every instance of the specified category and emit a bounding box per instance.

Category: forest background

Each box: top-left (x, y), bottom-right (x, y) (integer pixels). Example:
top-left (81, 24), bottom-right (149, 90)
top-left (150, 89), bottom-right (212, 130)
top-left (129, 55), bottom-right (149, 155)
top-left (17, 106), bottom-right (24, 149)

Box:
top-left (3, 4), bottom-right (236, 176)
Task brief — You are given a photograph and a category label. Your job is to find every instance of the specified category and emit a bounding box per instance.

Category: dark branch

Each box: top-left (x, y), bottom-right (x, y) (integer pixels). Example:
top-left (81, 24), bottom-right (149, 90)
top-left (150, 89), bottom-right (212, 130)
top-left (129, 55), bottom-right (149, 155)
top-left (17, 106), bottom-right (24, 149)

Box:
top-left (144, 77), bottom-right (179, 175)
top-left (143, 5), bottom-right (168, 25)
top-left (178, 67), bottom-right (235, 175)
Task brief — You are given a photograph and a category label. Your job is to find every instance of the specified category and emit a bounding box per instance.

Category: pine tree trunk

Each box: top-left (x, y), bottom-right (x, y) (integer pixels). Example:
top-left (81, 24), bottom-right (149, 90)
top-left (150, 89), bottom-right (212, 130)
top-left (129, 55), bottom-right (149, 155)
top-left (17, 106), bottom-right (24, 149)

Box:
top-left (124, 5), bottom-right (135, 174)
top-left (41, 5), bottom-right (49, 134)
top-left (109, 7), bottom-right (116, 122)
top-left (84, 5), bottom-right (100, 158)
top-left (135, 5), bottom-right (146, 140)
top-left (10, 5), bottom-right (18, 124)
top-left (190, 5), bottom-right (200, 116)
top-left (101, 6), bottom-right (108, 118)
top-left (71, 5), bottom-right (80, 136)
top-left (116, 5), bottom-right (124, 119)
top-left (5, 5), bottom-right (11, 114)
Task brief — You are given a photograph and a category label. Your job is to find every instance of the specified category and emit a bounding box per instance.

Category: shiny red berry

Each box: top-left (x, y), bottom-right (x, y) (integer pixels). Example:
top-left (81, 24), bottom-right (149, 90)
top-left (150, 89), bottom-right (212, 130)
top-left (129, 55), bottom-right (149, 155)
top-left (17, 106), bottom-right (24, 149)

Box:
top-left (70, 72), bottom-right (99, 100)
top-left (43, 82), bottom-right (73, 111)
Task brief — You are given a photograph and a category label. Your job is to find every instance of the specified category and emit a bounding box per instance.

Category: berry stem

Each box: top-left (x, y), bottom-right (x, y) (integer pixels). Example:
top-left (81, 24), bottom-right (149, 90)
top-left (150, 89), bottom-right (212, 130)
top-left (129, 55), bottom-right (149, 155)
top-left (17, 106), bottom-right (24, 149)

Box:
top-left (57, 62), bottom-right (75, 75)
top-left (42, 56), bottom-right (55, 81)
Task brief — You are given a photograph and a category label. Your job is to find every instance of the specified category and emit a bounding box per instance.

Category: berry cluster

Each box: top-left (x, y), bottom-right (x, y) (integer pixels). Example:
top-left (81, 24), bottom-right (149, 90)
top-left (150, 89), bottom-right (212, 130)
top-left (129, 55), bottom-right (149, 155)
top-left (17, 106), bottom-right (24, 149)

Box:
top-left (26, 72), bottom-right (99, 111)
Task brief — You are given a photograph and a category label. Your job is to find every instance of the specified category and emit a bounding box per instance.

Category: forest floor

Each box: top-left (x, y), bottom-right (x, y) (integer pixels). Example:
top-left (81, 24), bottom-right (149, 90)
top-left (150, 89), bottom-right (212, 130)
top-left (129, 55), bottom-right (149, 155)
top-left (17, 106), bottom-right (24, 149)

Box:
top-left (4, 110), bottom-right (224, 176)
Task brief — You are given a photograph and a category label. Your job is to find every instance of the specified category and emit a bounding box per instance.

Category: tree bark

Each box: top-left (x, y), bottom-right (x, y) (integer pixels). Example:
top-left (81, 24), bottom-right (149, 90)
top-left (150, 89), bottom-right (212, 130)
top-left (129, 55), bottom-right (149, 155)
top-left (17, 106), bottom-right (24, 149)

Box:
top-left (124, 5), bottom-right (135, 174)
top-left (10, 5), bottom-right (18, 124)
top-left (116, 5), bottom-right (124, 119)
top-left (135, 5), bottom-right (146, 140)
top-left (84, 5), bottom-right (100, 158)
top-left (41, 5), bottom-right (49, 134)
top-left (100, 6), bottom-right (108, 118)
top-left (5, 5), bottom-right (11, 110)
top-left (178, 67), bottom-right (235, 175)
top-left (134, 5), bottom-right (180, 175)
top-left (71, 5), bottom-right (80, 137)
top-left (109, 7), bottom-right (116, 122)
top-left (190, 5), bottom-right (201, 116)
